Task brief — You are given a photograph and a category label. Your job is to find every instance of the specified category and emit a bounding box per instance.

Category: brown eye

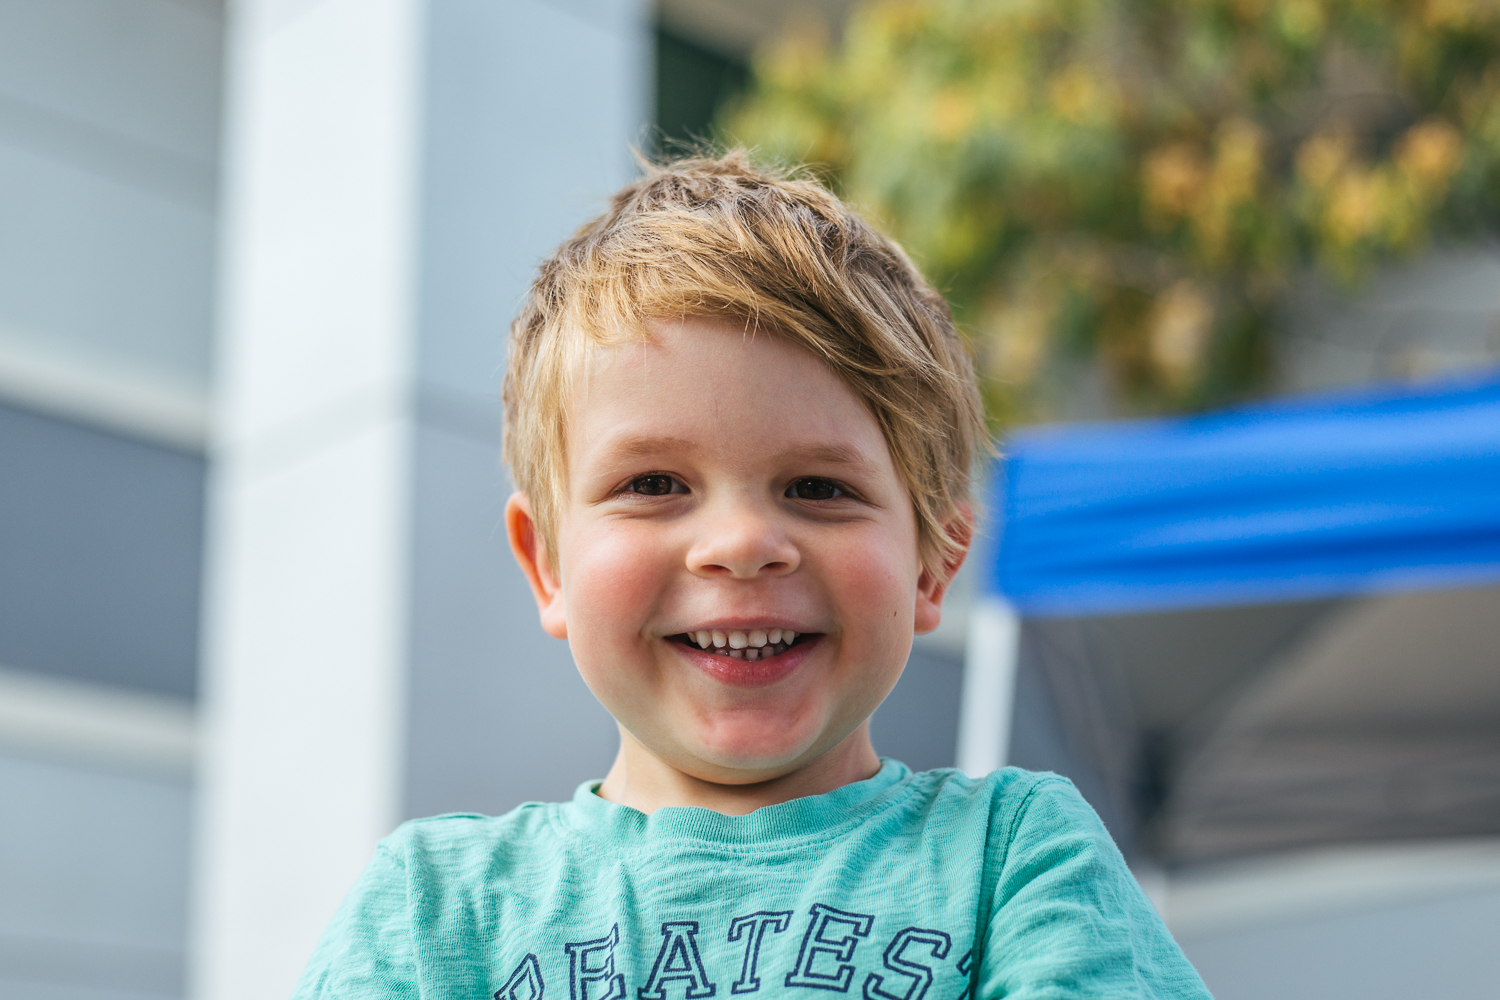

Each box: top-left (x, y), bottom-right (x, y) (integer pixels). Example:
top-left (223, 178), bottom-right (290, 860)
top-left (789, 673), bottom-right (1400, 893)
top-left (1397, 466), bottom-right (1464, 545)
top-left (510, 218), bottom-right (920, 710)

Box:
top-left (787, 478), bottom-right (841, 500)
top-left (630, 475), bottom-right (677, 496)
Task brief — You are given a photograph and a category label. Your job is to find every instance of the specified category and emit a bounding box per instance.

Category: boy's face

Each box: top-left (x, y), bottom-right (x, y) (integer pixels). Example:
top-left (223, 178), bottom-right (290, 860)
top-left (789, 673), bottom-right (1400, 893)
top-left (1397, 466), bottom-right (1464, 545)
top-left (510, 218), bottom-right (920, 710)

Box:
top-left (511, 317), bottom-right (957, 786)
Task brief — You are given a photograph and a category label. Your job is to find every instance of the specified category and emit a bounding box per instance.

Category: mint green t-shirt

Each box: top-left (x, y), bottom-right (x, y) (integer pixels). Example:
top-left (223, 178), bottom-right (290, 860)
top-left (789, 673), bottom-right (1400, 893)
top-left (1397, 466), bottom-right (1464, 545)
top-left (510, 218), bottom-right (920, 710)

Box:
top-left (293, 761), bottom-right (1211, 999)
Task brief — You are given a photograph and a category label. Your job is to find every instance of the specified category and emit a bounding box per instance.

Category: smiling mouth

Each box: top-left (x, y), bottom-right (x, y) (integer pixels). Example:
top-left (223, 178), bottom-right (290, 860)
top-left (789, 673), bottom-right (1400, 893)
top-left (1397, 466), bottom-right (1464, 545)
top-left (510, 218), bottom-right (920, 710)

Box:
top-left (669, 628), bottom-right (813, 661)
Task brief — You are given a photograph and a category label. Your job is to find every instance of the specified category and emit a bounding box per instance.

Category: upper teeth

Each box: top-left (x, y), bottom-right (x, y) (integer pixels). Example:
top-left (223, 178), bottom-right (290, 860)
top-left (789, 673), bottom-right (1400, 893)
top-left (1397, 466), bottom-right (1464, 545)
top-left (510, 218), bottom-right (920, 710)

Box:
top-left (693, 628), bottom-right (796, 649)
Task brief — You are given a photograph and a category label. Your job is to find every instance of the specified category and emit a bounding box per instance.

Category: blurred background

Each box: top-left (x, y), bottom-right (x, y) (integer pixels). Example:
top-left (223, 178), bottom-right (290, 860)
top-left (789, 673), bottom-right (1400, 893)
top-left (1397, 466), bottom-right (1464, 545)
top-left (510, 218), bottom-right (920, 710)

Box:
top-left (0, 1), bottom-right (1497, 998)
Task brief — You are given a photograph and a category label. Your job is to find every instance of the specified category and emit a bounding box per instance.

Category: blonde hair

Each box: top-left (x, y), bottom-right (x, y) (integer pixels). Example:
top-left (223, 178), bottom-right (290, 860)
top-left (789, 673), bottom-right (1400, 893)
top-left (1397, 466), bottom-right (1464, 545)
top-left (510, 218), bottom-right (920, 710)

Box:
top-left (502, 150), bottom-right (986, 576)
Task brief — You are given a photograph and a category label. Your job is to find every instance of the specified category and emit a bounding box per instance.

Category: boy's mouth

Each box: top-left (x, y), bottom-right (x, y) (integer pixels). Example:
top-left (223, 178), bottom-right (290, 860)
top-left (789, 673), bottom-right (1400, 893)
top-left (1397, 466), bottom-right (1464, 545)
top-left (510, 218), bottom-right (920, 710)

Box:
top-left (668, 628), bottom-right (811, 661)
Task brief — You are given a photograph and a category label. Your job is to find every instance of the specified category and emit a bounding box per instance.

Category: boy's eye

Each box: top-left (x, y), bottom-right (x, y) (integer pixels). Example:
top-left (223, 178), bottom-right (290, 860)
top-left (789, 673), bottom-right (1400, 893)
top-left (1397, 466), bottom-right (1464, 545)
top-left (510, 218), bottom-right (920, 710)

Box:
top-left (628, 475), bottom-right (682, 496)
top-left (786, 478), bottom-right (843, 500)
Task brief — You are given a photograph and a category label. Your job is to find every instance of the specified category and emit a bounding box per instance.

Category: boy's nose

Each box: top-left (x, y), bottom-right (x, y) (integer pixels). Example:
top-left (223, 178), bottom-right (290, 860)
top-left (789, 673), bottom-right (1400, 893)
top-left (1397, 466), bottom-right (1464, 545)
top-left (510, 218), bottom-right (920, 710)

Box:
top-left (685, 507), bottom-right (799, 580)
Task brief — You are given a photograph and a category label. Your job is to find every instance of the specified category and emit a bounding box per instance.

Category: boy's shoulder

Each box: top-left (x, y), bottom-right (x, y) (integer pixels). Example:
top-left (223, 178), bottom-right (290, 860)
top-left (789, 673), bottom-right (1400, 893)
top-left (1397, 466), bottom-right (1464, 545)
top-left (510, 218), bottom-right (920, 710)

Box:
top-left (377, 798), bottom-right (563, 870)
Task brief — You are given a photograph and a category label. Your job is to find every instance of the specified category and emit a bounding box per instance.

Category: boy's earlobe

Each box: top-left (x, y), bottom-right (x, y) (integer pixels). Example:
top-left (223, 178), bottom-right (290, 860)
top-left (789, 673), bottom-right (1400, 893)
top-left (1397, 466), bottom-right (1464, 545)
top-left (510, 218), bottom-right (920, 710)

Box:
top-left (505, 492), bottom-right (568, 640)
top-left (913, 503), bottom-right (975, 634)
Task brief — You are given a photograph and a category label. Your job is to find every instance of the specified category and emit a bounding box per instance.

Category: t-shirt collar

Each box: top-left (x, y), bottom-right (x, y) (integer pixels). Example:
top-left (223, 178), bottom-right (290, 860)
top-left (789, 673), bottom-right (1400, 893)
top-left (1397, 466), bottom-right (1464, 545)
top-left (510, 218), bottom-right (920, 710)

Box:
top-left (564, 758), bottom-right (912, 845)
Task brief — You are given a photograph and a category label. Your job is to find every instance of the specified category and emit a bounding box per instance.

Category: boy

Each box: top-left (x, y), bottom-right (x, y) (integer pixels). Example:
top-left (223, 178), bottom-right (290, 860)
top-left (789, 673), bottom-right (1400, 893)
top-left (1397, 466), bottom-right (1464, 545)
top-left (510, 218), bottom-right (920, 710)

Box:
top-left (293, 153), bottom-right (1212, 999)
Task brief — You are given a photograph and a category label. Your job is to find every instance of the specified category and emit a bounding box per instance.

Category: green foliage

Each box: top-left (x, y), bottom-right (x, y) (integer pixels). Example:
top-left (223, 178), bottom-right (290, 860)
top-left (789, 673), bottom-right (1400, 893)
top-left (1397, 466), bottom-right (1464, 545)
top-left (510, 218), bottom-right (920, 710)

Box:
top-left (723, 0), bottom-right (1500, 424)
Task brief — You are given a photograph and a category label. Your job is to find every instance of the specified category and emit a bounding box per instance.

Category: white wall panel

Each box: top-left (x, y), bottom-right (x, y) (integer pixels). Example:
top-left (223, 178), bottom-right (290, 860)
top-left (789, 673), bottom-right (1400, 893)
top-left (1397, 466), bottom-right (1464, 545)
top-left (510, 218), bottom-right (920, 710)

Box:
top-left (197, 419), bottom-right (412, 999)
top-left (213, 0), bottom-right (421, 447)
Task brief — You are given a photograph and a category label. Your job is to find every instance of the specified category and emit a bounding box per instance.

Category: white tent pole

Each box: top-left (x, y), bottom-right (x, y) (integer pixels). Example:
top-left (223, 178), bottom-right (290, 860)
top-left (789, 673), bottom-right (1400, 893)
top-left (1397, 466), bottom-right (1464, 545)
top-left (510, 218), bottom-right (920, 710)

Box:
top-left (957, 596), bottom-right (1021, 778)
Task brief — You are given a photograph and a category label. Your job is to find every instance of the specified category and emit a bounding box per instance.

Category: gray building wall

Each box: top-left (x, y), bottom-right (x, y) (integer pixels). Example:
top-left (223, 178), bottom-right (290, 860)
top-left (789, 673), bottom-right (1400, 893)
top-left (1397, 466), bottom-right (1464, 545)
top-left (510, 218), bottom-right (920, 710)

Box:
top-left (0, 1), bottom-right (220, 996)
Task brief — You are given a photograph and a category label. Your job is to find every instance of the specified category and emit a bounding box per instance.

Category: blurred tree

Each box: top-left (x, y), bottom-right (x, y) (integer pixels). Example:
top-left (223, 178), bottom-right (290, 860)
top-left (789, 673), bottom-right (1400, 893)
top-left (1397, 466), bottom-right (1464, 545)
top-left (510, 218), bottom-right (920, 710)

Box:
top-left (724, 0), bottom-right (1500, 424)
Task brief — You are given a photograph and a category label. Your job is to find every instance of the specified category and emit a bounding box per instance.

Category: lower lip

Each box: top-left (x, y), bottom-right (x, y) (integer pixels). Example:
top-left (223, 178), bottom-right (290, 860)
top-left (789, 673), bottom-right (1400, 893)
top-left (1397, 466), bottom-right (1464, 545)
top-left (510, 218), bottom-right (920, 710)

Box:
top-left (675, 636), bottom-right (818, 688)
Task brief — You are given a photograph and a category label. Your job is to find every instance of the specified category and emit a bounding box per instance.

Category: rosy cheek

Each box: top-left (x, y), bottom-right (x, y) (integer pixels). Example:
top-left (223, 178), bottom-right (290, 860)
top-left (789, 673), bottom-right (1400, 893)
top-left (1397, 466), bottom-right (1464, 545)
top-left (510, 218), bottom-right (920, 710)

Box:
top-left (562, 527), bottom-right (669, 711)
top-left (831, 531), bottom-right (913, 604)
top-left (566, 525), bottom-right (671, 626)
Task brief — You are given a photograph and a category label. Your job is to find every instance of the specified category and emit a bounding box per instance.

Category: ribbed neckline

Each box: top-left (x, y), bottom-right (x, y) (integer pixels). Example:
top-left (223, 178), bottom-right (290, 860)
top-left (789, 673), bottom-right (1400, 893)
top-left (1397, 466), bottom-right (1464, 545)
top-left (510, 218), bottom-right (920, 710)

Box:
top-left (561, 758), bottom-right (914, 846)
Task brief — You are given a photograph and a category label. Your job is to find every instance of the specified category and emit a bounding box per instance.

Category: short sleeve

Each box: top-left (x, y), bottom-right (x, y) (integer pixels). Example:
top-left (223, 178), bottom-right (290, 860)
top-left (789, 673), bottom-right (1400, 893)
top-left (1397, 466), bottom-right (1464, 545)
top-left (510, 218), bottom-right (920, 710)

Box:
top-left (291, 844), bottom-right (420, 999)
top-left (976, 778), bottom-right (1212, 1000)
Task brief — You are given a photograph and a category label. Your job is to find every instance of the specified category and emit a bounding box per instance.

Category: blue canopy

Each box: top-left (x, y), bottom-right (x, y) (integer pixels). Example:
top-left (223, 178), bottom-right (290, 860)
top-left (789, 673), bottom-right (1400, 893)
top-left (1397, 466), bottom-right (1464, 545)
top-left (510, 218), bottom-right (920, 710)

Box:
top-left (990, 370), bottom-right (1500, 616)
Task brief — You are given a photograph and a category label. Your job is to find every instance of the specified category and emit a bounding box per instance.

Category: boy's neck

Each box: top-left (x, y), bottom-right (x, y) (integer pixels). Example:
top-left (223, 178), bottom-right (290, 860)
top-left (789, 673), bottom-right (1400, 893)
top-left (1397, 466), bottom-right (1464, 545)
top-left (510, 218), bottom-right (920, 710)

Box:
top-left (596, 725), bottom-right (883, 816)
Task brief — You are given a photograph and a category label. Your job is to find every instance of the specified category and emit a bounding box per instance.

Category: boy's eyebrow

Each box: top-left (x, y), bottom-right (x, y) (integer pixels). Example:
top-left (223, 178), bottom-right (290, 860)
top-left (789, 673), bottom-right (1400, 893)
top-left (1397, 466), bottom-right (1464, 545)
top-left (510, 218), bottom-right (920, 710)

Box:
top-left (601, 435), bottom-right (699, 458)
top-left (596, 437), bottom-right (880, 472)
top-left (779, 443), bottom-right (880, 473)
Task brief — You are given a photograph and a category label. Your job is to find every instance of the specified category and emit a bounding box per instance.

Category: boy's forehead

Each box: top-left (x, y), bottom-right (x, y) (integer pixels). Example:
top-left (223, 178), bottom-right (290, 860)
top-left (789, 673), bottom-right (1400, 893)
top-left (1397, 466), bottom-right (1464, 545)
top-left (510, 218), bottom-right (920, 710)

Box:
top-left (570, 316), bottom-right (820, 404)
top-left (564, 317), bottom-right (890, 469)
top-left (577, 316), bottom-right (791, 373)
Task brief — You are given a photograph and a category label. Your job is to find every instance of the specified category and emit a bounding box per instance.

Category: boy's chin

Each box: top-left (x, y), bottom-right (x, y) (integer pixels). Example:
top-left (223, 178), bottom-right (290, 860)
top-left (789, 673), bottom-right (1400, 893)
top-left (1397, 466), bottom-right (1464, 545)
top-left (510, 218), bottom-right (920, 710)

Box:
top-left (687, 751), bottom-right (816, 786)
top-left (667, 720), bottom-right (855, 785)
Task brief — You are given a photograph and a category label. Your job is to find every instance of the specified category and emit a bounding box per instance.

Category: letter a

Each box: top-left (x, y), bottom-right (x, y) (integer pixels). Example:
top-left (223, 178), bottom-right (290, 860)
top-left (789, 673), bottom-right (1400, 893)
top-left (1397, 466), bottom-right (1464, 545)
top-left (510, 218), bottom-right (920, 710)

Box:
top-left (498, 954), bottom-right (546, 1000)
top-left (638, 921), bottom-right (717, 1000)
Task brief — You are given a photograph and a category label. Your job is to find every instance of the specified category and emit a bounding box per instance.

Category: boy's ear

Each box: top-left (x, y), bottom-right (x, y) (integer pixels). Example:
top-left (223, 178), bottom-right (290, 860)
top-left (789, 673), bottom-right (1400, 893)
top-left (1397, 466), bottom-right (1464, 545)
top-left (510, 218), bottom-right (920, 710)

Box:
top-left (505, 492), bottom-right (568, 640)
top-left (914, 503), bottom-right (974, 635)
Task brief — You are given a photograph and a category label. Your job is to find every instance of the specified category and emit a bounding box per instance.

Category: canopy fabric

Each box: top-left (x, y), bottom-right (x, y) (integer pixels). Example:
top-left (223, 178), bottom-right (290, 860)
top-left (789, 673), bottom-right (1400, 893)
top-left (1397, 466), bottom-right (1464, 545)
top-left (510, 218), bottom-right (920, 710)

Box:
top-left (990, 371), bottom-right (1500, 616)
